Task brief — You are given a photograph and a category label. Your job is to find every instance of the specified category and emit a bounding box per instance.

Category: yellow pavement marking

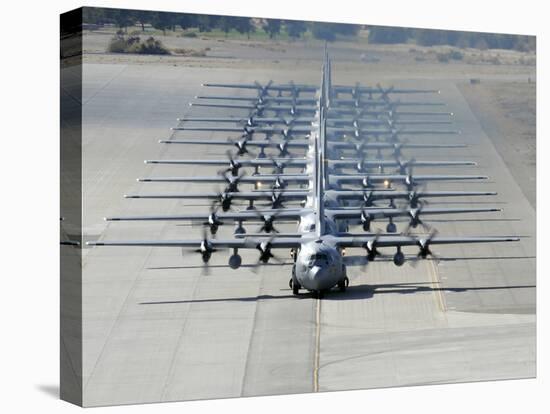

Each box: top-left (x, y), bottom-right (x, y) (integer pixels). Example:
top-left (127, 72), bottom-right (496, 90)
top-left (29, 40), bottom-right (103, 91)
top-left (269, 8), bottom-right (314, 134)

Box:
top-left (313, 297), bottom-right (321, 392)
top-left (428, 259), bottom-right (447, 312)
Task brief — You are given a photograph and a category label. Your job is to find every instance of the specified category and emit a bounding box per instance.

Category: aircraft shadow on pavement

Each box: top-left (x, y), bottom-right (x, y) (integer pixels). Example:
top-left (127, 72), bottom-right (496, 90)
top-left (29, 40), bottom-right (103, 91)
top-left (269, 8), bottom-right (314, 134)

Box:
top-left (139, 281), bottom-right (535, 304)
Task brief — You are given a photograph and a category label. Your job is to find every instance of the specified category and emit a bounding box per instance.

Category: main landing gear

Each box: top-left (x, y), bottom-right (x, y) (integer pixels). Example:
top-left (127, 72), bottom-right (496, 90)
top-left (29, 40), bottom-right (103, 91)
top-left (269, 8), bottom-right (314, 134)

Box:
top-left (337, 276), bottom-right (350, 292)
top-left (289, 278), bottom-right (301, 295)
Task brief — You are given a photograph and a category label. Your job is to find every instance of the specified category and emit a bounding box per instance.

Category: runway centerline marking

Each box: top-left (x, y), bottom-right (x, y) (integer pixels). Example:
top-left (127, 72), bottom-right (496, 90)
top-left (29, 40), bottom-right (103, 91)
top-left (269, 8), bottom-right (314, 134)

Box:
top-left (313, 297), bottom-right (321, 392)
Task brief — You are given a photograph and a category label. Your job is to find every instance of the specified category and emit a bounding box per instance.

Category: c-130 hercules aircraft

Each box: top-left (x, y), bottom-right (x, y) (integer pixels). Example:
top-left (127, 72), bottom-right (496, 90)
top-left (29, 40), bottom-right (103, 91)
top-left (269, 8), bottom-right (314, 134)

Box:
top-left (87, 53), bottom-right (519, 298)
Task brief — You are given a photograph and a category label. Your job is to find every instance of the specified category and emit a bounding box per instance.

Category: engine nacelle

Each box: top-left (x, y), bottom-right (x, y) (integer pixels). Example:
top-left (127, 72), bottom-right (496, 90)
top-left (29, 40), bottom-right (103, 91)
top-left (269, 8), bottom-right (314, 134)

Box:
top-left (228, 254), bottom-right (242, 269)
top-left (393, 250), bottom-right (405, 266)
top-left (234, 223), bottom-right (246, 235)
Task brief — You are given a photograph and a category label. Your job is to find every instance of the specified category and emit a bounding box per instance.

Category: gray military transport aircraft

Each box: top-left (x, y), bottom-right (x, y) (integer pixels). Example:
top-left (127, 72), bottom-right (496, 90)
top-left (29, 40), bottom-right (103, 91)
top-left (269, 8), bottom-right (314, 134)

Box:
top-left (87, 53), bottom-right (518, 298)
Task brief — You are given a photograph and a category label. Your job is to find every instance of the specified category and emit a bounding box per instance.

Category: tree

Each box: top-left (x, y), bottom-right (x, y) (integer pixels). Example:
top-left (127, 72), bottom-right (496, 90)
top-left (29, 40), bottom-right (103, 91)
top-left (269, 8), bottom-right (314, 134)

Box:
top-left (150, 12), bottom-right (174, 36)
top-left (263, 19), bottom-right (281, 39)
top-left (233, 17), bottom-right (255, 39)
top-left (217, 16), bottom-right (234, 37)
top-left (132, 10), bottom-right (151, 32)
top-left (285, 20), bottom-right (307, 40)
top-left (177, 13), bottom-right (197, 31)
top-left (106, 9), bottom-right (135, 33)
top-left (82, 7), bottom-right (106, 25)
top-left (368, 26), bottom-right (410, 44)
top-left (311, 22), bottom-right (337, 42)
top-left (196, 15), bottom-right (219, 32)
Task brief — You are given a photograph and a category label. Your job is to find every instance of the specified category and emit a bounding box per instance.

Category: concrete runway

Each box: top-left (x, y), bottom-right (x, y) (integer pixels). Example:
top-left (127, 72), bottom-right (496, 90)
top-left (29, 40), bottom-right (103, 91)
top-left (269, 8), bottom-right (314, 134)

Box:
top-left (77, 62), bottom-right (535, 406)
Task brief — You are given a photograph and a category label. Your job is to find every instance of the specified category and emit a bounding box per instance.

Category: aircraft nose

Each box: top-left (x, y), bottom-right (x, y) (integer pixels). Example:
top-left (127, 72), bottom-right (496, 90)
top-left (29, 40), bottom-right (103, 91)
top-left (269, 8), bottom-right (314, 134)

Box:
top-left (306, 266), bottom-right (328, 290)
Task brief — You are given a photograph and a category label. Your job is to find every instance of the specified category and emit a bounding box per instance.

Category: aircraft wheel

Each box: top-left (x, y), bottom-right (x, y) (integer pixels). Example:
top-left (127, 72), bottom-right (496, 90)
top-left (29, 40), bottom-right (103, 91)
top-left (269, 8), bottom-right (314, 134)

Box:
top-left (337, 276), bottom-right (349, 292)
top-left (290, 278), bottom-right (301, 295)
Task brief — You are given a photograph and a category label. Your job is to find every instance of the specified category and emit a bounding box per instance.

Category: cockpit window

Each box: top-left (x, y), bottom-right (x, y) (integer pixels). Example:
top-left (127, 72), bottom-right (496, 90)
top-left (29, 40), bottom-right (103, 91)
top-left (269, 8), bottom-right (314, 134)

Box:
top-left (308, 253), bottom-right (329, 267)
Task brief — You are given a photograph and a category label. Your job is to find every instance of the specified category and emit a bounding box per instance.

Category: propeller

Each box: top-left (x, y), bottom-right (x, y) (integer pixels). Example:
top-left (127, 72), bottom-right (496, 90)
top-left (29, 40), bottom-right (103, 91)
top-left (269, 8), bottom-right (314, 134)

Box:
top-left (404, 175), bottom-right (419, 192)
top-left (247, 237), bottom-right (284, 273)
top-left (269, 189), bottom-right (286, 209)
top-left (377, 83), bottom-right (394, 102)
top-left (202, 203), bottom-right (224, 234)
top-left (221, 171), bottom-right (247, 193)
top-left (268, 156), bottom-right (288, 174)
top-left (254, 210), bottom-right (282, 233)
top-left (397, 157), bottom-right (416, 175)
top-left (407, 182), bottom-right (428, 209)
top-left (272, 175), bottom-right (288, 190)
top-left (355, 156), bottom-right (369, 173)
top-left (217, 191), bottom-right (233, 212)
top-left (360, 175), bottom-right (373, 189)
top-left (362, 190), bottom-right (375, 207)
top-left (277, 141), bottom-right (292, 157)
top-left (362, 230), bottom-right (383, 264)
top-left (410, 228), bottom-right (440, 267)
top-left (223, 150), bottom-right (242, 176)
top-left (388, 126), bottom-right (405, 143)
top-left (232, 139), bottom-right (250, 156)
top-left (404, 206), bottom-right (433, 234)
top-left (182, 228), bottom-right (217, 275)
top-left (360, 208), bottom-right (373, 232)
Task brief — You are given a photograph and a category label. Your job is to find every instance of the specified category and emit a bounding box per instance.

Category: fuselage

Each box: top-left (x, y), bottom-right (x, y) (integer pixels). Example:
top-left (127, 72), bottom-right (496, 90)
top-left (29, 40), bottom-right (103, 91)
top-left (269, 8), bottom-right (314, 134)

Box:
top-left (293, 237), bottom-right (345, 291)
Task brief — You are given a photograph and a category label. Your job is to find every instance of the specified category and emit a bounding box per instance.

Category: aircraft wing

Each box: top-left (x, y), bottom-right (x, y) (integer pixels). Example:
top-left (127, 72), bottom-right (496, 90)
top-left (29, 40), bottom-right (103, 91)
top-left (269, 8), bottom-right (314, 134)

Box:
top-left (327, 126), bottom-right (460, 135)
top-left (331, 85), bottom-right (439, 94)
top-left (328, 160), bottom-right (476, 168)
top-left (136, 175), bottom-right (311, 184)
top-left (202, 82), bottom-right (317, 92)
top-left (195, 95), bottom-right (317, 105)
top-left (123, 190), bottom-right (311, 200)
top-left (327, 142), bottom-right (465, 150)
top-left (177, 116), bottom-right (314, 125)
top-left (105, 209), bottom-right (310, 222)
top-left (159, 139), bottom-right (311, 148)
top-left (327, 207), bottom-right (501, 220)
top-left (87, 237), bottom-right (304, 249)
top-left (333, 235), bottom-right (519, 248)
top-left (143, 159), bottom-right (309, 167)
top-left (172, 125), bottom-right (312, 134)
top-left (329, 174), bottom-right (488, 184)
top-left (190, 102), bottom-right (317, 113)
top-left (330, 190), bottom-right (496, 201)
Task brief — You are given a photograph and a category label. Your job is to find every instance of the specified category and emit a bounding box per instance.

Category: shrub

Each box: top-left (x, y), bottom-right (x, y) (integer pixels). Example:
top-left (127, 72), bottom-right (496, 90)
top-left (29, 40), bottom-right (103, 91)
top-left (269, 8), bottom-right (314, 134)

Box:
top-left (448, 50), bottom-right (464, 60)
top-left (182, 31), bottom-right (198, 38)
top-left (436, 53), bottom-right (449, 63)
top-left (107, 35), bottom-right (170, 55)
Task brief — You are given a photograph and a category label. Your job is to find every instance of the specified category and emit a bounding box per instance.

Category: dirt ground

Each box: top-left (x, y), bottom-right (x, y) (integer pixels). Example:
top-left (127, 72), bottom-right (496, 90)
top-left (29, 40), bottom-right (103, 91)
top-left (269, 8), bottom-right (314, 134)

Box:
top-left (459, 81), bottom-right (536, 208)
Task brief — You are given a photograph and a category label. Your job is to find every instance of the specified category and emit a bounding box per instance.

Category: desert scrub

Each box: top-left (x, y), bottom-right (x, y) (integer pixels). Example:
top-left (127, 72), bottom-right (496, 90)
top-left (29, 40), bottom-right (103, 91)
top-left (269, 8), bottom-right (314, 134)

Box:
top-left (107, 35), bottom-right (170, 55)
top-left (172, 48), bottom-right (207, 57)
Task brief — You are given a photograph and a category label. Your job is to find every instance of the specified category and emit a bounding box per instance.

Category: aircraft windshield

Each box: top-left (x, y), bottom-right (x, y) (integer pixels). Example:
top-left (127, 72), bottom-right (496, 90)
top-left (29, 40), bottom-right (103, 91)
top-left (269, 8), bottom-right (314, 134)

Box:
top-left (308, 253), bottom-right (329, 267)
